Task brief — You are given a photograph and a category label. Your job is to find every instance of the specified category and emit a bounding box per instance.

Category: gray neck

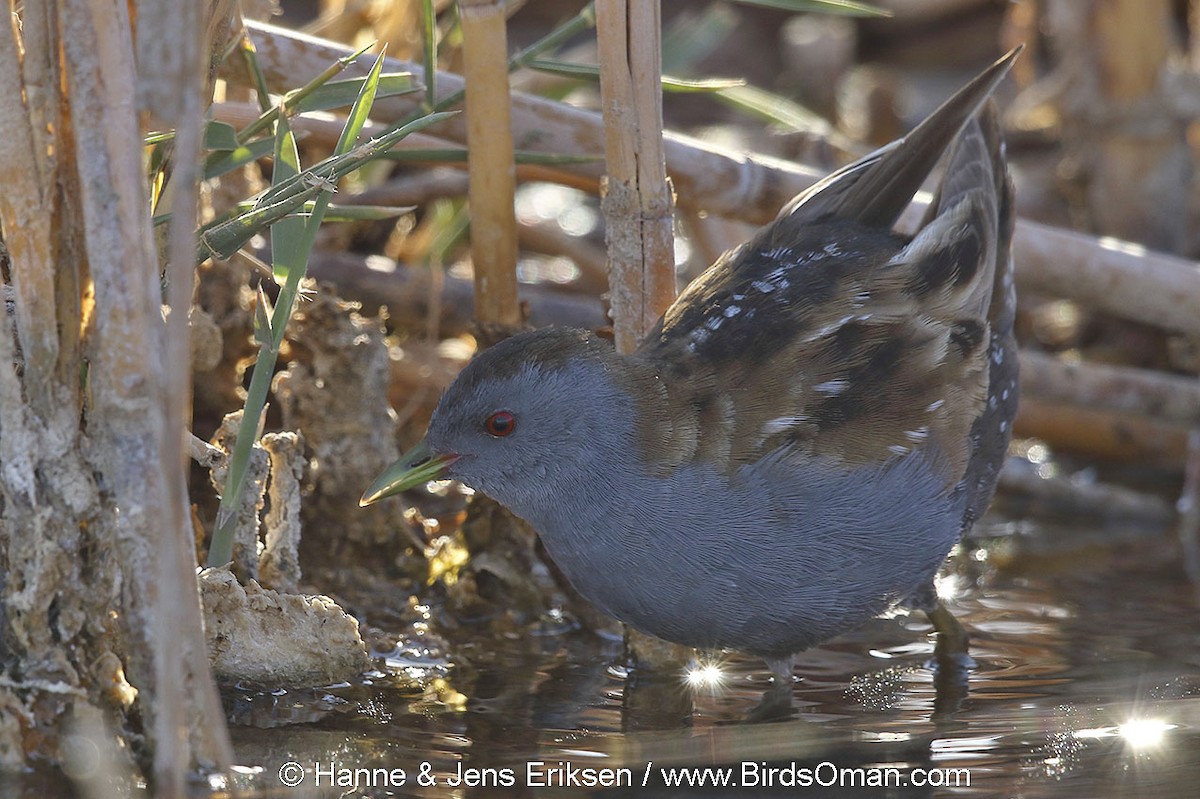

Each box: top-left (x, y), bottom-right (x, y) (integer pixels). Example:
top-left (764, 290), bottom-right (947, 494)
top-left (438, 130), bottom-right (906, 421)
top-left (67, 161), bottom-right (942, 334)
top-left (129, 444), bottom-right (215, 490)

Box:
top-left (498, 383), bottom-right (650, 583)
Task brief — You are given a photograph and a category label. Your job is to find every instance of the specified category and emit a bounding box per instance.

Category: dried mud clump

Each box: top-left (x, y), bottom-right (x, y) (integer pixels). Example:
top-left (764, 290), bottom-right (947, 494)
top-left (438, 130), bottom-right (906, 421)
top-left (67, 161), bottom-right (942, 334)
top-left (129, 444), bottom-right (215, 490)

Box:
top-left (272, 284), bottom-right (409, 564)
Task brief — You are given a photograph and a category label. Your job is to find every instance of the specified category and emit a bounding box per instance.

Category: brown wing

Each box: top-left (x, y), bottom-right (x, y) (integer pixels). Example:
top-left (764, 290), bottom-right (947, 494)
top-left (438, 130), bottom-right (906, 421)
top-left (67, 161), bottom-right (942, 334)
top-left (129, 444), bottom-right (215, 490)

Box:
top-left (632, 63), bottom-right (1015, 489)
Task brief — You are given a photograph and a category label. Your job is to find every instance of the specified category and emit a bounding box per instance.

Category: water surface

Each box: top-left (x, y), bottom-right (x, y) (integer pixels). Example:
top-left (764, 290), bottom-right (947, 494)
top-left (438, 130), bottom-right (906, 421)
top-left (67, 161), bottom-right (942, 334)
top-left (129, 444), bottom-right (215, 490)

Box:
top-left (218, 513), bottom-right (1200, 798)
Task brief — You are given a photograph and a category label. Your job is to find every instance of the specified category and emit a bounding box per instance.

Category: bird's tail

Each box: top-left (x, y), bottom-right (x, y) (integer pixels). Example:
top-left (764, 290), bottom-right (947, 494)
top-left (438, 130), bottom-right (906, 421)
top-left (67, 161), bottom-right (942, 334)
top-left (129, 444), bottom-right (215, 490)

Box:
top-left (940, 103), bottom-right (1019, 531)
top-left (779, 47), bottom-right (1021, 233)
top-left (922, 102), bottom-right (1017, 331)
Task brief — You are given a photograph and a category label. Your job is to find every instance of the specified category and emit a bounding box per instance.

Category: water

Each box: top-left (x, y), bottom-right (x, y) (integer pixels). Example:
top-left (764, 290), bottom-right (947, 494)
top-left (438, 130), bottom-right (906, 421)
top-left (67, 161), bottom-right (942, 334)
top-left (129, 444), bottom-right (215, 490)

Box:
top-left (215, 514), bottom-right (1200, 798)
top-left (10, 513), bottom-right (1197, 797)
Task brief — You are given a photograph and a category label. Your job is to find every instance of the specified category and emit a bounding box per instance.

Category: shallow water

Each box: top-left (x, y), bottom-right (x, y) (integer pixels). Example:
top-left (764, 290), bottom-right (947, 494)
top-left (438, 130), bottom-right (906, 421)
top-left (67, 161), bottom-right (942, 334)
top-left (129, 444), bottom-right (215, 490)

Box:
top-left (9, 513), bottom-right (1198, 798)
top-left (214, 514), bottom-right (1200, 798)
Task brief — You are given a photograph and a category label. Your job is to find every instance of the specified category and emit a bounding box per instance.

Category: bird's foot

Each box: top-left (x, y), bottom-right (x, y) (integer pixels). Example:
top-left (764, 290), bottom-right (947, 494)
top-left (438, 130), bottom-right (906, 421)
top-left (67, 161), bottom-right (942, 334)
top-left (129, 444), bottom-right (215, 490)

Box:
top-left (741, 656), bottom-right (797, 723)
top-left (745, 679), bottom-right (796, 723)
top-left (925, 603), bottom-right (975, 670)
top-left (925, 603), bottom-right (975, 716)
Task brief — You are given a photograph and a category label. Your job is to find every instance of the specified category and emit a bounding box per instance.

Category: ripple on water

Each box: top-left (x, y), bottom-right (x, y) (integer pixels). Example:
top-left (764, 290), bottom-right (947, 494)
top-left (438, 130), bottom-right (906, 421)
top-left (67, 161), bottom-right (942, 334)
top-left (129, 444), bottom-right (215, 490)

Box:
top-left (210, 517), bottom-right (1200, 799)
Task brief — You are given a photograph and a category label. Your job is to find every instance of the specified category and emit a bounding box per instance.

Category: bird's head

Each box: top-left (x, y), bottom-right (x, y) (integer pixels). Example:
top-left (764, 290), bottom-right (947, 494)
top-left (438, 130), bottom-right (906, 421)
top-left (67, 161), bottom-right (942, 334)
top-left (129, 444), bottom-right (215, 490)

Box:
top-left (361, 328), bottom-right (634, 513)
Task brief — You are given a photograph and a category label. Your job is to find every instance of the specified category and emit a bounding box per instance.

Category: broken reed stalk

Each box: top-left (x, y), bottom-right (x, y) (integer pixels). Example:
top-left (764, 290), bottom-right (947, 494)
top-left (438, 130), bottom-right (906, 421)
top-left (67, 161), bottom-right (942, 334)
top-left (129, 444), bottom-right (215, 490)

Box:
top-left (1078, 0), bottom-right (1188, 252)
top-left (137, 0), bottom-right (236, 786)
top-left (0, 6), bottom-right (56, 413)
top-left (1019, 351), bottom-right (1200, 427)
top-left (595, 0), bottom-right (690, 676)
top-left (1014, 397), bottom-right (1188, 465)
top-left (997, 459), bottom-right (1175, 525)
top-left (0, 0), bottom-right (231, 778)
top-left (221, 21), bottom-right (1200, 340)
top-left (459, 0), bottom-right (521, 329)
top-left (1014, 351), bottom-right (1199, 465)
top-left (596, 0), bottom-right (676, 353)
top-left (1007, 220), bottom-right (1200, 338)
top-left (1180, 431), bottom-right (1200, 584)
top-left (304, 250), bottom-right (608, 334)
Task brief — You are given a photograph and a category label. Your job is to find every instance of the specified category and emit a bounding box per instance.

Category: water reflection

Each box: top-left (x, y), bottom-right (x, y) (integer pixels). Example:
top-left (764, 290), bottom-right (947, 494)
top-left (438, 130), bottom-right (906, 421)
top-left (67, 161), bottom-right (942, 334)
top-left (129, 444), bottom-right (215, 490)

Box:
top-left (215, 516), bottom-right (1200, 798)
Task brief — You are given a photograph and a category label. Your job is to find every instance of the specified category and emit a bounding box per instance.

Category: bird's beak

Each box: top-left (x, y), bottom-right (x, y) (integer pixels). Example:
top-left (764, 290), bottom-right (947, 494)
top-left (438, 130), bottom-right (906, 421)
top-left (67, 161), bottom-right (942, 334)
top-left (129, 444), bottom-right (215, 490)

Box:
top-left (359, 437), bottom-right (460, 506)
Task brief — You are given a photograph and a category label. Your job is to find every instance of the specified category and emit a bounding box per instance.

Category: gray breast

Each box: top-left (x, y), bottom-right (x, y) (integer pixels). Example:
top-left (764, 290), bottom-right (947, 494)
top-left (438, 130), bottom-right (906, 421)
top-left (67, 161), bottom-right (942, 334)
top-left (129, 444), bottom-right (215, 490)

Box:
top-left (529, 448), bottom-right (963, 657)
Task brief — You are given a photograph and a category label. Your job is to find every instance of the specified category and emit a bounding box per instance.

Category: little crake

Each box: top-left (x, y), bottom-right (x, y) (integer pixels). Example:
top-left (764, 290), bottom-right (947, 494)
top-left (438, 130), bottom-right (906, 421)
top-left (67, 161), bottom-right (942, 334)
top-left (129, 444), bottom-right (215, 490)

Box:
top-left (363, 51), bottom-right (1021, 681)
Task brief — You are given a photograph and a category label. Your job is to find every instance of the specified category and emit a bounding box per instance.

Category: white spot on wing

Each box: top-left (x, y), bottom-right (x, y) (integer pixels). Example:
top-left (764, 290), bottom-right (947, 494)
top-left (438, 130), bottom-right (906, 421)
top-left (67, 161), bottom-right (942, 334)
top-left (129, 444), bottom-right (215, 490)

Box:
top-left (804, 313), bottom-right (865, 343)
top-left (762, 415), bottom-right (808, 435)
top-left (813, 379), bottom-right (849, 395)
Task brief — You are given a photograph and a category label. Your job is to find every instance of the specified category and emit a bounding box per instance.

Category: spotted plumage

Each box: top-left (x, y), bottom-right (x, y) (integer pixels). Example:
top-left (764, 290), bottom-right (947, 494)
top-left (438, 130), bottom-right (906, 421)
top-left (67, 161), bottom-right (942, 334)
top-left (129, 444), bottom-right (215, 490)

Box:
top-left (636, 99), bottom-right (1014, 502)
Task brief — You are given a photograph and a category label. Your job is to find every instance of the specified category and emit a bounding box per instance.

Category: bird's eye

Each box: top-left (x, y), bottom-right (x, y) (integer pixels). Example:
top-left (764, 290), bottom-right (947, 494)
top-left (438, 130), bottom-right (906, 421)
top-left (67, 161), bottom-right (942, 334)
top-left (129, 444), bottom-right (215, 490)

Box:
top-left (484, 410), bottom-right (516, 437)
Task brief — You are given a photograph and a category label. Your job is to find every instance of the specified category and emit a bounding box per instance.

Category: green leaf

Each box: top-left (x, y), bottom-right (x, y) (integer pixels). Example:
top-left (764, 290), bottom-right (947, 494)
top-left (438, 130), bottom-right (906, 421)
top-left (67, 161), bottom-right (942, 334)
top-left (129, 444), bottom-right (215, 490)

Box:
top-left (230, 199), bottom-right (414, 222)
top-left (376, 147), bottom-right (600, 166)
top-left (662, 3), bottom-right (738, 74)
top-left (202, 109), bottom-right (458, 265)
top-left (236, 41), bottom-right (375, 144)
top-left (524, 59), bottom-right (743, 92)
top-left (289, 72), bottom-right (419, 114)
top-left (239, 35), bottom-right (274, 113)
top-left (511, 1), bottom-right (597, 69)
top-left (662, 76), bottom-right (747, 93)
top-left (322, 203), bottom-right (415, 221)
top-left (268, 50), bottom-right (391, 342)
top-left (335, 50), bottom-right (388, 156)
top-left (714, 83), bottom-right (831, 135)
top-left (426, 198), bottom-right (470, 265)
top-left (203, 137), bottom-right (276, 181)
top-left (522, 59), bottom-right (595, 82)
top-left (197, 184), bottom-right (322, 262)
top-left (145, 130), bottom-right (175, 145)
top-left (204, 120), bottom-right (241, 151)
top-left (725, 0), bottom-right (889, 16)
top-left (147, 139), bottom-right (171, 201)
top-left (253, 285), bottom-right (274, 346)
top-left (257, 109), bottom-right (456, 208)
top-left (269, 110), bottom-right (306, 284)
top-left (207, 44), bottom-right (406, 572)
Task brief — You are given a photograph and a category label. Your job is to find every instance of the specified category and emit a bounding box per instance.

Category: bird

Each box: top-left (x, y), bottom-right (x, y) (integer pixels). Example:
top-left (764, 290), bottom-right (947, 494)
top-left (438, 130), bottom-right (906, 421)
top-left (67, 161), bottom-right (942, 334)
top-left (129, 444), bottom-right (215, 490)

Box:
top-left (362, 49), bottom-right (1020, 686)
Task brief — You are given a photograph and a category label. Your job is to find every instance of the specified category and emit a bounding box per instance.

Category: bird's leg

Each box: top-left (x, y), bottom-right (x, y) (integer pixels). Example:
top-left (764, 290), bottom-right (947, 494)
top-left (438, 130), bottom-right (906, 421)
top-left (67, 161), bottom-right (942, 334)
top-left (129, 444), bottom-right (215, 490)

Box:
top-left (926, 601), bottom-right (974, 717)
top-left (926, 602), bottom-right (971, 664)
top-left (909, 580), bottom-right (973, 666)
top-left (765, 655), bottom-right (796, 686)
top-left (745, 656), bottom-right (796, 723)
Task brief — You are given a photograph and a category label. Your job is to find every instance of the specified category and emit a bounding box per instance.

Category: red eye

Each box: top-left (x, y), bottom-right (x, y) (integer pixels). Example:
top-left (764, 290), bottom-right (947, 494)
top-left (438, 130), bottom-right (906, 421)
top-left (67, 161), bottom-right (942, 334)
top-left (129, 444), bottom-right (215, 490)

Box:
top-left (484, 411), bottom-right (516, 437)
